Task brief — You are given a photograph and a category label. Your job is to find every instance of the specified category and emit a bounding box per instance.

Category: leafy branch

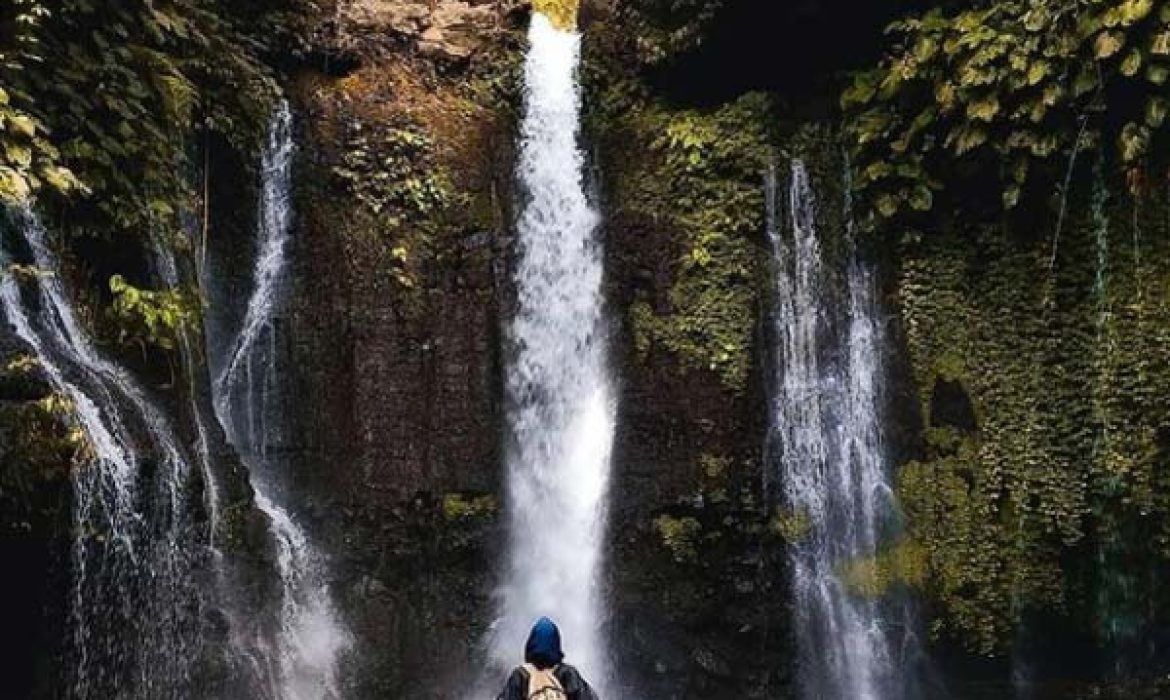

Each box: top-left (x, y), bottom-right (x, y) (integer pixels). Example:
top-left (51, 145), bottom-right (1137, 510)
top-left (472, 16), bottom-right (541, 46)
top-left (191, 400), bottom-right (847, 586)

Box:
top-left (843, 0), bottom-right (1170, 228)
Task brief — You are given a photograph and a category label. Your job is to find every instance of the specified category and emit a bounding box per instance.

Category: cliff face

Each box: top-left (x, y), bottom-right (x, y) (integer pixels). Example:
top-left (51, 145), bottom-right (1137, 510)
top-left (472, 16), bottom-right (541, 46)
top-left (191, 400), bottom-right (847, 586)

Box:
top-left (6, 0), bottom-right (1170, 697)
top-left (281, 5), bottom-right (514, 696)
top-left (276, 1), bottom-right (789, 696)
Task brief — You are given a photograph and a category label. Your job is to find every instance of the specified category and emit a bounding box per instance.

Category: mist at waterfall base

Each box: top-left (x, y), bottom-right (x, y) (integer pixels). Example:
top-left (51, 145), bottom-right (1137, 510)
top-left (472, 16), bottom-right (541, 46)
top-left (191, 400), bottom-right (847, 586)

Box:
top-left (204, 102), bottom-right (350, 699)
top-left (766, 160), bottom-right (923, 700)
top-left (487, 10), bottom-right (617, 696)
top-left (0, 103), bottom-right (348, 699)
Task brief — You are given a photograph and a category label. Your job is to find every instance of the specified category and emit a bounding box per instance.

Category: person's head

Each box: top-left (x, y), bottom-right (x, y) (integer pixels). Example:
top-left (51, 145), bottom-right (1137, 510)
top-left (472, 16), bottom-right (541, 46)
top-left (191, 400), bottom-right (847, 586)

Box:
top-left (524, 617), bottom-right (564, 669)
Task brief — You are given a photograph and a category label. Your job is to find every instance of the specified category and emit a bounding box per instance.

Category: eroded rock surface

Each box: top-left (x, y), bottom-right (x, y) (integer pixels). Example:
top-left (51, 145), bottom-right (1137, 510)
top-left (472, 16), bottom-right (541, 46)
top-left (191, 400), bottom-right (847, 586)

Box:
top-left (340, 0), bottom-right (525, 60)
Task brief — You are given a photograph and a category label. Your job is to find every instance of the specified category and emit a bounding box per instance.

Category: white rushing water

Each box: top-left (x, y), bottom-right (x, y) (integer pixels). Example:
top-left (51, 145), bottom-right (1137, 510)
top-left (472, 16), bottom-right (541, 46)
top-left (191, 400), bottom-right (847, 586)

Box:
top-left (767, 160), bottom-right (905, 700)
top-left (207, 101), bottom-right (349, 700)
top-left (1, 207), bottom-right (202, 698)
top-left (490, 11), bottom-right (616, 689)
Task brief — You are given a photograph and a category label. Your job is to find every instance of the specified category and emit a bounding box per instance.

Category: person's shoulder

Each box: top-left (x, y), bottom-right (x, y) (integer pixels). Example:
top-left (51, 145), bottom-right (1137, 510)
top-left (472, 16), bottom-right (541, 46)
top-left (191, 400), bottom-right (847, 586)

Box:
top-left (553, 665), bottom-right (596, 695)
top-left (554, 664), bottom-right (586, 681)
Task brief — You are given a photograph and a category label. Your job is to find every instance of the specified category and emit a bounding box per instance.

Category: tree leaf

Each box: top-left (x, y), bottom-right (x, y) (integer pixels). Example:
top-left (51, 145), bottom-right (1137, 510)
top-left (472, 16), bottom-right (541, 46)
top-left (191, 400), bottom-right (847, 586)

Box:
top-left (1096, 31), bottom-right (1125, 58)
top-left (953, 126), bottom-right (988, 155)
top-left (1027, 61), bottom-right (1050, 86)
top-left (1118, 121), bottom-right (1149, 162)
top-left (4, 141), bottom-right (33, 168)
top-left (909, 185), bottom-right (934, 211)
top-left (1121, 49), bottom-right (1143, 76)
top-left (0, 167), bottom-right (31, 203)
top-left (9, 114), bottom-right (35, 137)
top-left (968, 95), bottom-right (1000, 121)
top-left (1119, 0), bottom-right (1154, 25)
top-left (1146, 96), bottom-right (1167, 128)
top-left (1152, 31), bottom-right (1170, 56)
top-left (1003, 184), bottom-right (1021, 208)
top-left (876, 193), bottom-right (899, 217)
top-left (1074, 65), bottom-right (1099, 96)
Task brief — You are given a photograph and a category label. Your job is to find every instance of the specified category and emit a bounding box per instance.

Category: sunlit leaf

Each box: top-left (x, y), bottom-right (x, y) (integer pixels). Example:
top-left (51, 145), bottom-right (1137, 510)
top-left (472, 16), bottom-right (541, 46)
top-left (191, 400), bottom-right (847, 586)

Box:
top-left (1146, 96), bottom-right (1168, 128)
top-left (909, 184), bottom-right (933, 211)
top-left (1095, 31), bottom-right (1125, 58)
top-left (1121, 49), bottom-right (1143, 76)
top-left (967, 95), bottom-right (1000, 121)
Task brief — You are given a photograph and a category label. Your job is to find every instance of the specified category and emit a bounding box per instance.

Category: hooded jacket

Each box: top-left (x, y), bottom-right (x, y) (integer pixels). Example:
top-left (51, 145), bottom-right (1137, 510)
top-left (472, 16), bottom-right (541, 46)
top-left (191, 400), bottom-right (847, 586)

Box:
top-left (496, 618), bottom-right (599, 700)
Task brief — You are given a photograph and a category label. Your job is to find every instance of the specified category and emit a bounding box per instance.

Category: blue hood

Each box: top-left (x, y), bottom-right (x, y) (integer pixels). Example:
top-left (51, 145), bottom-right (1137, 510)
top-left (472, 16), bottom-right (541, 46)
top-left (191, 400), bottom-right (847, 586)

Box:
top-left (524, 617), bottom-right (564, 669)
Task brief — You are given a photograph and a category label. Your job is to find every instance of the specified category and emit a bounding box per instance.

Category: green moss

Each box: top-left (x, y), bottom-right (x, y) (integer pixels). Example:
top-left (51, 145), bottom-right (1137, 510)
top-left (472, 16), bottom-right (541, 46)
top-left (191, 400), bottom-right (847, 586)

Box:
top-left (0, 357), bottom-right (75, 536)
top-left (652, 514), bottom-right (702, 562)
top-left (769, 507), bottom-right (812, 542)
top-left (587, 50), bottom-right (775, 390)
top-left (839, 539), bottom-right (930, 599)
top-left (310, 44), bottom-right (520, 317)
top-left (895, 182), bottom-right (1170, 654)
top-left (441, 493), bottom-right (498, 522)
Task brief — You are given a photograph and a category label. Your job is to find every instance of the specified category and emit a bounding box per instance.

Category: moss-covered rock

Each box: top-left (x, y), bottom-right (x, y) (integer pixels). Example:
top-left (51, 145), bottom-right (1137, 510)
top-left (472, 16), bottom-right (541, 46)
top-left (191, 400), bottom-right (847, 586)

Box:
top-left (893, 174), bottom-right (1170, 658)
top-left (586, 26), bottom-right (776, 391)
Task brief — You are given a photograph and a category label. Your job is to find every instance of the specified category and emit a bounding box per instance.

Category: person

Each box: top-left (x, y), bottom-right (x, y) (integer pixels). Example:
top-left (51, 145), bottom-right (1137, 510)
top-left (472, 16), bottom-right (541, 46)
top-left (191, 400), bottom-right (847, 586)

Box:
top-left (496, 617), bottom-right (599, 700)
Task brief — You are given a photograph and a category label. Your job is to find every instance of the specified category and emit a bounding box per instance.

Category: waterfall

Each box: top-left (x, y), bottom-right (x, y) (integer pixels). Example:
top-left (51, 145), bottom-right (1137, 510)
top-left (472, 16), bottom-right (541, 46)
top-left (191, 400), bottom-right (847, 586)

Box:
top-left (148, 226), bottom-right (221, 548)
top-left (205, 101), bottom-right (349, 699)
top-left (490, 9), bottom-right (616, 691)
top-left (0, 207), bottom-right (204, 697)
top-left (767, 160), bottom-right (908, 699)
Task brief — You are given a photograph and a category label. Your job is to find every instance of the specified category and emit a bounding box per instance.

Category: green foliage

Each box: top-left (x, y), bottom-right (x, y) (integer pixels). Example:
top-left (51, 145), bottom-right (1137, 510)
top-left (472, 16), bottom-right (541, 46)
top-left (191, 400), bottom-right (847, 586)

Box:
top-left (844, 0), bottom-right (1170, 226)
top-left (107, 274), bottom-right (199, 353)
top-left (0, 397), bottom-right (77, 532)
top-left (839, 539), bottom-right (929, 599)
top-left (0, 0), bottom-right (300, 233)
top-left (441, 493), bottom-right (497, 521)
top-left (653, 514), bottom-right (703, 562)
top-left (0, 351), bottom-right (82, 533)
top-left (615, 0), bottom-right (726, 66)
top-left (895, 184), bottom-right (1170, 653)
top-left (769, 507), bottom-right (812, 541)
top-left (326, 111), bottom-right (466, 296)
top-left (331, 122), bottom-right (453, 225)
top-left (0, 1), bottom-right (84, 203)
top-left (595, 81), bottom-right (774, 390)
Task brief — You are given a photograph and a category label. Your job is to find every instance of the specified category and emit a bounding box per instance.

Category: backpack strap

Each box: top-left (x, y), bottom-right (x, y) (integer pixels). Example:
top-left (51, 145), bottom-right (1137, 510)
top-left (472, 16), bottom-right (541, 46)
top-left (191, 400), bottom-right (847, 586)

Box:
top-left (523, 663), bottom-right (565, 697)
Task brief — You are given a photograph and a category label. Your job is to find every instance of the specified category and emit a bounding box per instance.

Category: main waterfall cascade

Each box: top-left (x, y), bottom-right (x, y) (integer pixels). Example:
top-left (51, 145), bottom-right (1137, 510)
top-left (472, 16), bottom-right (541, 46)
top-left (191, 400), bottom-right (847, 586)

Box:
top-left (767, 160), bottom-right (915, 700)
top-left (205, 101), bottom-right (350, 699)
top-left (1, 207), bottom-right (205, 697)
top-left (490, 8), bottom-right (617, 693)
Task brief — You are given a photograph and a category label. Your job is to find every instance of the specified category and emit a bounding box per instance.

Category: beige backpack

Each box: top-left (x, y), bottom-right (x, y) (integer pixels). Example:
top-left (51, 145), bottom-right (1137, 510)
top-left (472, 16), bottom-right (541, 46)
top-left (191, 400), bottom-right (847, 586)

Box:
top-left (523, 663), bottom-right (567, 700)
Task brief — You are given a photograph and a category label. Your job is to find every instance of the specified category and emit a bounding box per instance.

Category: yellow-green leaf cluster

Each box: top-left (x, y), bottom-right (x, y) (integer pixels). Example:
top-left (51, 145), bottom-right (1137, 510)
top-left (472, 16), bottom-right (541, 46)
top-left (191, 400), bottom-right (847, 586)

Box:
top-left (107, 274), bottom-right (199, 353)
top-left (1, 0), bottom-right (288, 235)
top-left (844, 0), bottom-right (1170, 227)
top-left (894, 185), bottom-right (1170, 653)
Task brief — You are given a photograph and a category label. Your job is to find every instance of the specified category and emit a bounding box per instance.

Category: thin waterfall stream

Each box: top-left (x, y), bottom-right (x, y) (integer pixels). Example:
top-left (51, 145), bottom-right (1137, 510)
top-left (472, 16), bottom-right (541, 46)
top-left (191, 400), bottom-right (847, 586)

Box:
top-left (490, 7), bottom-right (617, 693)
top-left (767, 159), bottom-right (912, 700)
top-left (205, 101), bottom-right (350, 699)
top-left (1, 207), bottom-right (205, 698)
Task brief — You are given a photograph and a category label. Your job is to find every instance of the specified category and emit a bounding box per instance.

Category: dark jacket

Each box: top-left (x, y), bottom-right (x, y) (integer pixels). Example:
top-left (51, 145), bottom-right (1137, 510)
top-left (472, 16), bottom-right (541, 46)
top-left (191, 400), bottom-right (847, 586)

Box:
top-left (496, 618), bottom-right (599, 699)
top-left (495, 664), bottom-right (599, 700)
